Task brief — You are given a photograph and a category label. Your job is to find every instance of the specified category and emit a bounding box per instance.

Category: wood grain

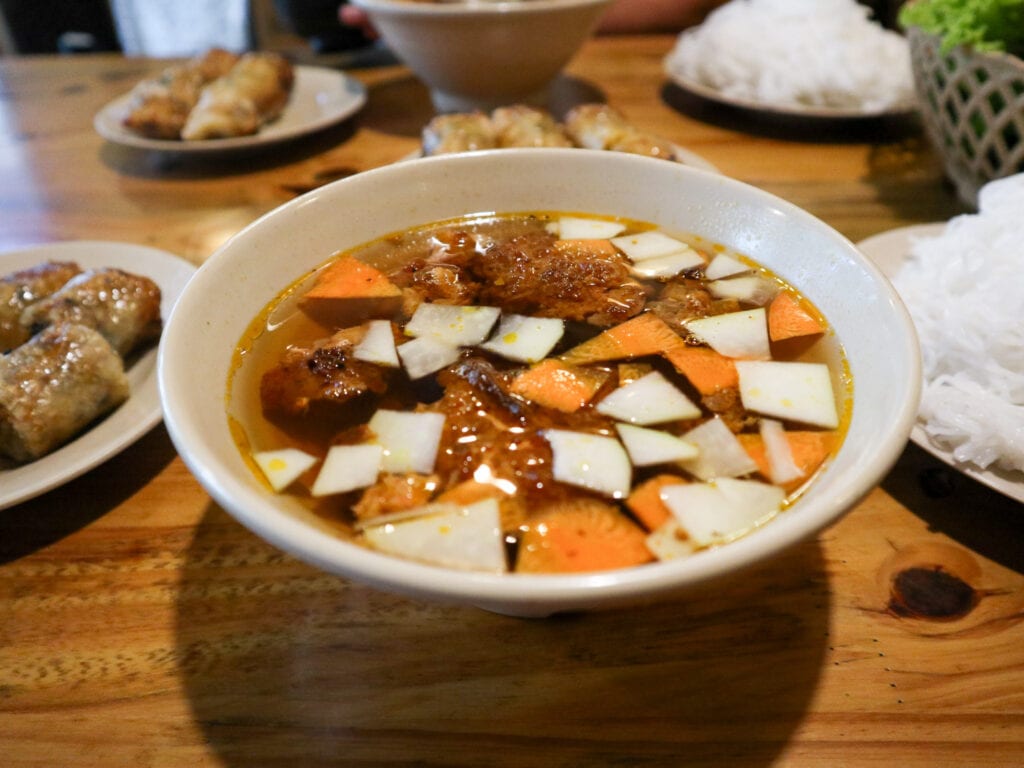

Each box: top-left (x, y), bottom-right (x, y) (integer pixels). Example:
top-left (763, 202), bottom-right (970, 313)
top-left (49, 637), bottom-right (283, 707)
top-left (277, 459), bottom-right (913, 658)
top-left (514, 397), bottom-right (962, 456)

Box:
top-left (0, 36), bottom-right (1021, 767)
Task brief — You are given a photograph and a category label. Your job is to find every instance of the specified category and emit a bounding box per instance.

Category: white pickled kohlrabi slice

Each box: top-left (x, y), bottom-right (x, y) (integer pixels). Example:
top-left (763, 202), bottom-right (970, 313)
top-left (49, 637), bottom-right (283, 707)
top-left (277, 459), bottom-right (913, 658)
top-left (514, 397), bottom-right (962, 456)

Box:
top-left (616, 423), bottom-right (699, 465)
top-left (596, 371), bottom-right (701, 424)
top-left (362, 499), bottom-right (507, 573)
top-left (611, 230), bottom-right (691, 262)
top-left (556, 216), bottom-right (626, 240)
top-left (368, 409), bottom-right (446, 474)
top-left (628, 248), bottom-right (706, 279)
top-left (645, 519), bottom-right (697, 561)
top-left (253, 448), bottom-right (318, 492)
top-left (660, 478), bottom-right (784, 546)
top-left (397, 336), bottom-right (461, 379)
top-left (480, 313), bottom-right (564, 363)
top-left (684, 307), bottom-right (770, 360)
top-left (404, 303), bottom-right (500, 346)
top-left (679, 416), bottom-right (759, 480)
top-left (736, 360), bottom-right (839, 429)
top-left (544, 429), bottom-right (632, 498)
top-left (760, 418), bottom-right (803, 485)
top-left (704, 253), bottom-right (752, 280)
top-left (353, 319), bottom-right (400, 367)
top-left (311, 443), bottom-right (384, 497)
top-left (708, 275), bottom-right (778, 304)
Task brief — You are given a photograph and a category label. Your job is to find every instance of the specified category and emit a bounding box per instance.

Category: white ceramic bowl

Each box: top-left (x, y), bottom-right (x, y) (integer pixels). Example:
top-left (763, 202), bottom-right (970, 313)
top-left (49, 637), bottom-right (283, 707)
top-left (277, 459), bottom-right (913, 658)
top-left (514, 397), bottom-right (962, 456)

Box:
top-left (159, 149), bottom-right (920, 617)
top-left (349, 0), bottom-right (612, 112)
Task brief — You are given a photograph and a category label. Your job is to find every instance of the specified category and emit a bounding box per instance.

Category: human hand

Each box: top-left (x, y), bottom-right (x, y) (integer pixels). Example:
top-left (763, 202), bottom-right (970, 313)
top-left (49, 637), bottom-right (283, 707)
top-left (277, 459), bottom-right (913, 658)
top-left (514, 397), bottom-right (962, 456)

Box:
top-left (338, 4), bottom-right (379, 39)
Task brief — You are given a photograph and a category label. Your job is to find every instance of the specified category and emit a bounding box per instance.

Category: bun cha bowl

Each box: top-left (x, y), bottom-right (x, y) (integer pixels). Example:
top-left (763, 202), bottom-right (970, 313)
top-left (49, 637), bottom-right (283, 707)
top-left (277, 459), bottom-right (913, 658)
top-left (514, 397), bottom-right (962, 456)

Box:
top-left (347, 0), bottom-right (613, 112)
top-left (157, 149), bottom-right (920, 618)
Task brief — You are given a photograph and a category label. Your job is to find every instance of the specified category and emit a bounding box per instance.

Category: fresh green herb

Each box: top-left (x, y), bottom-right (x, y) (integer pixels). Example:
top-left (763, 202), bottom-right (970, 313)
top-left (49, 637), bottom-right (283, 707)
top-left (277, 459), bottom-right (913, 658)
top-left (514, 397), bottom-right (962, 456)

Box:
top-left (899, 0), bottom-right (1024, 57)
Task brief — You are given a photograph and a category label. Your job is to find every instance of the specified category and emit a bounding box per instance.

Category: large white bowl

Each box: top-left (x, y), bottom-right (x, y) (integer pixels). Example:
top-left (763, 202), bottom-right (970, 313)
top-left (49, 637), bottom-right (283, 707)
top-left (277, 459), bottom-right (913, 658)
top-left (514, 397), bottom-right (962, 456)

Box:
top-left (159, 149), bottom-right (920, 617)
top-left (349, 0), bottom-right (612, 112)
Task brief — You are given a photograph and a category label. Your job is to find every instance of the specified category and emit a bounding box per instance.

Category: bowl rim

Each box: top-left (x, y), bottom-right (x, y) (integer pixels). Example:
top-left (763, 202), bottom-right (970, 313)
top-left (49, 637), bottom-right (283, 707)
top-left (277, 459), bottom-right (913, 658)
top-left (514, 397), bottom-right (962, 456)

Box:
top-left (159, 148), bottom-right (921, 613)
top-left (350, 0), bottom-right (611, 17)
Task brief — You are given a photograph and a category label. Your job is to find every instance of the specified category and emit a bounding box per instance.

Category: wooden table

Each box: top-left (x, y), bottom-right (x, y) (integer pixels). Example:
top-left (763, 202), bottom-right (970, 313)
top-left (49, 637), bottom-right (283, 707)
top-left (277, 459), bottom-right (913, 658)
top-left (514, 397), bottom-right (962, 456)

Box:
top-left (1, 36), bottom-right (1022, 767)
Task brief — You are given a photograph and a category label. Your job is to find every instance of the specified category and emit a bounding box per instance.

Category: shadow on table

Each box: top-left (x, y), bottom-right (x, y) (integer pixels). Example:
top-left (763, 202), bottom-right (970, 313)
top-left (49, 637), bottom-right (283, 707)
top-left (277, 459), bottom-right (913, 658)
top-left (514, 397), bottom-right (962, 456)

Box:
top-left (0, 425), bottom-right (178, 564)
top-left (882, 442), bottom-right (1024, 575)
top-left (176, 504), bottom-right (830, 767)
top-left (660, 82), bottom-right (922, 145)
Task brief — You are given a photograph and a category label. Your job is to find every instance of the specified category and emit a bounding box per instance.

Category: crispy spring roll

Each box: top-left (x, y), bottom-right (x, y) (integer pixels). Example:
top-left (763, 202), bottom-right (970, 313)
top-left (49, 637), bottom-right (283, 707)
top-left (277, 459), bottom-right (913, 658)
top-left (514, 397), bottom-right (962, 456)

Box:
top-left (180, 52), bottom-right (295, 141)
top-left (122, 48), bottom-right (240, 140)
top-left (490, 105), bottom-right (573, 148)
top-left (0, 261), bottom-right (81, 352)
top-left (20, 268), bottom-right (162, 358)
top-left (421, 112), bottom-right (498, 156)
top-left (564, 103), bottom-right (678, 161)
top-left (0, 323), bottom-right (130, 462)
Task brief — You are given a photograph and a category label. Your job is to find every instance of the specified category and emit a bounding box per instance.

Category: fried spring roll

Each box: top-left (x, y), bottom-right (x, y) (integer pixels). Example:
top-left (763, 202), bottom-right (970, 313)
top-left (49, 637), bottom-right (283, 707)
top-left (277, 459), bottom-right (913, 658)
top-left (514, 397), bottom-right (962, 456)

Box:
top-left (490, 105), bottom-right (573, 148)
top-left (0, 323), bottom-right (129, 462)
top-left (421, 112), bottom-right (498, 156)
top-left (122, 48), bottom-right (240, 140)
top-left (21, 268), bottom-right (162, 358)
top-left (0, 261), bottom-right (81, 352)
top-left (564, 104), bottom-right (677, 161)
top-left (180, 53), bottom-right (295, 141)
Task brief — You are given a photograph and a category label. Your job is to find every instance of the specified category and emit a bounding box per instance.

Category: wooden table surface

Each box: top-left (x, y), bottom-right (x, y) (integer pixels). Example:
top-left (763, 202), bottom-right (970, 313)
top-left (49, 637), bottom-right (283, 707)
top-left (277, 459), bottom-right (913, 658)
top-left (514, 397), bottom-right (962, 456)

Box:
top-left (1, 36), bottom-right (1022, 767)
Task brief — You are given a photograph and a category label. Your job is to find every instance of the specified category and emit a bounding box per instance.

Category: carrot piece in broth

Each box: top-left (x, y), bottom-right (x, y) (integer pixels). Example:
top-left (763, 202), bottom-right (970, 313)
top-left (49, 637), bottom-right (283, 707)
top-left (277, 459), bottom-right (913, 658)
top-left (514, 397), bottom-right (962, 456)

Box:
top-left (559, 312), bottom-right (683, 365)
top-left (625, 474), bottom-right (687, 531)
top-left (738, 430), bottom-right (835, 490)
top-left (510, 358), bottom-right (609, 412)
top-left (767, 292), bottom-right (825, 342)
top-left (516, 500), bottom-right (654, 573)
top-left (300, 255), bottom-right (403, 325)
top-left (661, 343), bottom-right (738, 395)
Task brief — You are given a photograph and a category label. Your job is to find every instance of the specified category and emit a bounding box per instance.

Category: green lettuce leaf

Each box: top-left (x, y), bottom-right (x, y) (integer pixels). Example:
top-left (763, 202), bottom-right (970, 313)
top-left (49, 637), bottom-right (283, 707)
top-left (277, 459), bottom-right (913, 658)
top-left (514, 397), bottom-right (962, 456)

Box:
top-left (899, 0), bottom-right (1024, 57)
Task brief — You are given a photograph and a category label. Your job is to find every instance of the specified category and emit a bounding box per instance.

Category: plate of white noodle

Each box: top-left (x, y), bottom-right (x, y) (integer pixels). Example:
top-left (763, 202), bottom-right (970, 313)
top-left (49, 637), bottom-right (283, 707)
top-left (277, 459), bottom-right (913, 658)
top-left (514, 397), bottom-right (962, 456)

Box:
top-left (858, 175), bottom-right (1024, 503)
top-left (665, 0), bottom-right (917, 119)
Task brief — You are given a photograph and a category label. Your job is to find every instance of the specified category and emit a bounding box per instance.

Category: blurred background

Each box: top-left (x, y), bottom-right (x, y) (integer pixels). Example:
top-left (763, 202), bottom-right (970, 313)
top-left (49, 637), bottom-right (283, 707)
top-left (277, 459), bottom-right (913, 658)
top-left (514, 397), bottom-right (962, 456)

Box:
top-left (0, 0), bottom-right (904, 58)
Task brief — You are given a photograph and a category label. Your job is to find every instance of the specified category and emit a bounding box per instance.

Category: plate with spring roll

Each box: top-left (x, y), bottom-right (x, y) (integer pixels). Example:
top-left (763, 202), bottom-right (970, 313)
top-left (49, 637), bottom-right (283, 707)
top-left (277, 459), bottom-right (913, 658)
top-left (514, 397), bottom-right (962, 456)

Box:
top-left (411, 103), bottom-right (720, 172)
top-left (94, 60), bottom-right (367, 154)
top-left (0, 241), bottom-right (196, 510)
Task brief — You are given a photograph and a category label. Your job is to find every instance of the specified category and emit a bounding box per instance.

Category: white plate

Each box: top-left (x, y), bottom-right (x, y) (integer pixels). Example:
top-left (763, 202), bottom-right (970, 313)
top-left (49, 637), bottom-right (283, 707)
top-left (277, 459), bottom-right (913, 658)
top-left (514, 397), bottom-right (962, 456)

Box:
top-left (0, 241), bottom-right (197, 510)
top-left (664, 28), bottom-right (917, 120)
top-left (858, 223), bottom-right (1024, 504)
top-left (94, 65), bottom-right (367, 153)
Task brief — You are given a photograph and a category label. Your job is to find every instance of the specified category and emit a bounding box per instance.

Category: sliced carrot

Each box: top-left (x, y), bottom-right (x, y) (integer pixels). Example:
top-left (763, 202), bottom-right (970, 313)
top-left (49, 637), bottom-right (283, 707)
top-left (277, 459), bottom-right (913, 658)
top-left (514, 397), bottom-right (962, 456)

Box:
top-left (767, 292), bottom-right (825, 342)
top-left (510, 358), bottom-right (610, 412)
top-left (625, 474), bottom-right (687, 531)
top-left (560, 312), bottom-right (683, 365)
top-left (738, 430), bottom-right (836, 490)
top-left (552, 238), bottom-right (618, 257)
top-left (300, 255), bottom-right (403, 326)
top-left (661, 342), bottom-right (738, 395)
top-left (515, 500), bottom-right (654, 573)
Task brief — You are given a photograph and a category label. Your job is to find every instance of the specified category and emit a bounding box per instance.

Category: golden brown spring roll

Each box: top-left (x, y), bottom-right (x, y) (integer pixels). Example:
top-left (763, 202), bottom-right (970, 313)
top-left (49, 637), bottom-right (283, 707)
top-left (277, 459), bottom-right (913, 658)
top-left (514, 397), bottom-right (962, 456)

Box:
top-left (0, 322), bottom-right (129, 462)
top-left (122, 48), bottom-right (240, 140)
top-left (20, 268), bottom-right (162, 358)
top-left (421, 112), bottom-right (498, 156)
top-left (564, 103), bottom-right (677, 161)
top-left (490, 105), bottom-right (573, 148)
top-left (180, 52), bottom-right (295, 141)
top-left (0, 261), bottom-right (81, 352)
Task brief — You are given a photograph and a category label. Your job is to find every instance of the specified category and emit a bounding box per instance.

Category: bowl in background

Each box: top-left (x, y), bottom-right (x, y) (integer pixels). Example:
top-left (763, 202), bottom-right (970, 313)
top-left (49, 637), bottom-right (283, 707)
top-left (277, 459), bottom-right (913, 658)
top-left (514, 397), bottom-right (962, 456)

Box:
top-left (159, 149), bottom-right (920, 617)
top-left (348, 0), bottom-right (612, 112)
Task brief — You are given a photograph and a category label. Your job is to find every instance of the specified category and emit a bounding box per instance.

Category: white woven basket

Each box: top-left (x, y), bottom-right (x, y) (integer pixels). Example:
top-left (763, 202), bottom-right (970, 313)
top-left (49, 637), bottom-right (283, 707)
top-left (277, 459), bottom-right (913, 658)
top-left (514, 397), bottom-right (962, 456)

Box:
top-left (908, 26), bottom-right (1024, 207)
